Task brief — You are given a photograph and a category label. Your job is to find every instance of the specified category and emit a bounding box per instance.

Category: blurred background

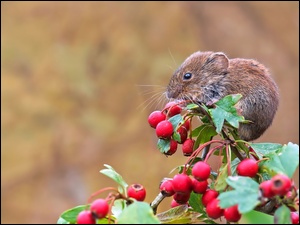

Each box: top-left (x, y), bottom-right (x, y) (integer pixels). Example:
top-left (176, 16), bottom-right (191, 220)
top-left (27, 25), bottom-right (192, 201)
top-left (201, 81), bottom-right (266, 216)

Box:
top-left (1, 1), bottom-right (299, 224)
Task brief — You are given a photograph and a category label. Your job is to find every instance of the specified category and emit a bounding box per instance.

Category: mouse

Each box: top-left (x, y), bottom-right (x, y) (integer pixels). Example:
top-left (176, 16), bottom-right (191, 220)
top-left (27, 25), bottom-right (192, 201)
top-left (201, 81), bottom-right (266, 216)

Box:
top-left (166, 51), bottom-right (279, 141)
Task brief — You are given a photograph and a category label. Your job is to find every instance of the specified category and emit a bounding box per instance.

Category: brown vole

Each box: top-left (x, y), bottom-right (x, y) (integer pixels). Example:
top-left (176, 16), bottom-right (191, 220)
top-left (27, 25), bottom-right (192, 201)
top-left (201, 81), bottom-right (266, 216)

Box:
top-left (166, 51), bottom-right (279, 141)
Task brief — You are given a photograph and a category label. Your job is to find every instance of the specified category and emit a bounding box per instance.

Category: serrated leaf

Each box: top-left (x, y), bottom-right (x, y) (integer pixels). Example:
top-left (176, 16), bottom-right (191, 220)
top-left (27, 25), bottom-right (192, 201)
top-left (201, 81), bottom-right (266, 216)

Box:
top-left (116, 201), bottom-right (160, 224)
top-left (274, 205), bottom-right (292, 224)
top-left (260, 142), bottom-right (299, 178)
top-left (157, 138), bottom-right (171, 154)
top-left (100, 164), bottom-right (128, 194)
top-left (208, 94), bottom-right (245, 133)
top-left (250, 143), bottom-right (282, 159)
top-left (218, 176), bottom-right (260, 213)
top-left (58, 205), bottom-right (87, 224)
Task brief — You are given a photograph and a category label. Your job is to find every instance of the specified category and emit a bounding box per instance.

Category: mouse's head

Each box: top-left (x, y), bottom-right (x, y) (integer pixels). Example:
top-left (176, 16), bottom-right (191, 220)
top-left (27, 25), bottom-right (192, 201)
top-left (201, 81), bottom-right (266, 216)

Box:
top-left (166, 51), bottom-right (229, 105)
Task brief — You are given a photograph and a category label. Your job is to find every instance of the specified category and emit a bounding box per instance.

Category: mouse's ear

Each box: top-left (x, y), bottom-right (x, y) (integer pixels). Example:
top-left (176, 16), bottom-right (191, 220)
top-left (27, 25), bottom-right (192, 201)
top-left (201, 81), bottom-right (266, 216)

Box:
top-left (206, 52), bottom-right (229, 72)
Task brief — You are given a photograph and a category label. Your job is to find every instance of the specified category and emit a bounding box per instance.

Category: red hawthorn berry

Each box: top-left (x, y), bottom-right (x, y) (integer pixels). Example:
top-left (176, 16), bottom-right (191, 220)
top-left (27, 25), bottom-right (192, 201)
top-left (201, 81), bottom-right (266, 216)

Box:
top-left (90, 198), bottom-right (109, 219)
top-left (164, 139), bottom-right (178, 156)
top-left (271, 174), bottom-right (292, 196)
top-left (291, 211), bottom-right (299, 224)
top-left (182, 119), bottom-right (191, 131)
top-left (77, 210), bottom-right (96, 224)
top-left (259, 180), bottom-right (275, 198)
top-left (155, 120), bottom-right (174, 139)
top-left (192, 161), bottom-right (211, 181)
top-left (173, 192), bottom-right (191, 204)
top-left (160, 179), bottom-right (175, 197)
top-left (127, 184), bottom-right (146, 201)
top-left (237, 158), bottom-right (259, 178)
top-left (182, 138), bottom-right (195, 156)
top-left (192, 178), bottom-right (208, 194)
top-left (202, 189), bottom-right (219, 207)
top-left (176, 126), bottom-right (188, 144)
top-left (172, 173), bottom-right (193, 194)
top-left (224, 205), bottom-right (242, 222)
top-left (206, 198), bottom-right (224, 219)
top-left (148, 111), bottom-right (166, 128)
top-left (165, 101), bottom-right (182, 117)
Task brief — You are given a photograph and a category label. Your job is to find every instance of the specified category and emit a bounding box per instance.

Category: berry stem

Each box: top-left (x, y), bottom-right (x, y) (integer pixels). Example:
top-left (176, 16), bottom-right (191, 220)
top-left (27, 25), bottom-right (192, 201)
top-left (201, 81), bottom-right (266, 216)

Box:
top-left (226, 144), bottom-right (231, 177)
top-left (184, 140), bottom-right (226, 173)
top-left (204, 144), bottom-right (226, 163)
top-left (87, 187), bottom-right (120, 205)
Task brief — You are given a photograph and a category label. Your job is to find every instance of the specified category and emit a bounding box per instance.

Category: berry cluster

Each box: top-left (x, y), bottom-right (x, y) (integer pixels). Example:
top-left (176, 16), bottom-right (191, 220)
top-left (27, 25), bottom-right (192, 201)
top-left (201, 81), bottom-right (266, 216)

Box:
top-left (148, 101), bottom-right (193, 156)
top-left (159, 161), bottom-right (242, 222)
top-left (148, 101), bottom-right (299, 223)
top-left (76, 183), bottom-right (146, 224)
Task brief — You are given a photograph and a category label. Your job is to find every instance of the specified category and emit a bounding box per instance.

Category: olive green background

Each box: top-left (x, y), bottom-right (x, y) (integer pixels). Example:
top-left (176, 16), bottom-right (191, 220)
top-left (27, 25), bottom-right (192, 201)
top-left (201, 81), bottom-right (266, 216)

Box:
top-left (1, 1), bottom-right (299, 223)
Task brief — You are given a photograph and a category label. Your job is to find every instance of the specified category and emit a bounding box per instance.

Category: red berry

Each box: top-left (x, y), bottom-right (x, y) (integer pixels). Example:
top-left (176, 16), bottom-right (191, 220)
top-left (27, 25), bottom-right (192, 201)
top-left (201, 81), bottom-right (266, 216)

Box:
top-left (259, 180), bottom-right (275, 198)
top-left (237, 158), bottom-right (258, 178)
top-left (206, 198), bottom-right (224, 219)
top-left (176, 126), bottom-right (188, 144)
top-left (182, 138), bottom-right (195, 156)
top-left (148, 111), bottom-right (166, 128)
top-left (202, 189), bottom-right (219, 207)
top-left (192, 161), bottom-right (211, 181)
top-left (90, 199), bottom-right (109, 219)
top-left (172, 173), bottom-right (193, 194)
top-left (127, 184), bottom-right (146, 201)
top-left (192, 178), bottom-right (208, 194)
top-left (165, 139), bottom-right (178, 156)
top-left (271, 174), bottom-right (292, 196)
top-left (155, 120), bottom-right (174, 139)
top-left (291, 211), bottom-right (299, 224)
top-left (77, 210), bottom-right (96, 224)
top-left (182, 119), bottom-right (191, 130)
top-left (160, 179), bottom-right (175, 197)
top-left (173, 192), bottom-right (191, 204)
top-left (224, 205), bottom-right (242, 222)
top-left (165, 101), bottom-right (182, 117)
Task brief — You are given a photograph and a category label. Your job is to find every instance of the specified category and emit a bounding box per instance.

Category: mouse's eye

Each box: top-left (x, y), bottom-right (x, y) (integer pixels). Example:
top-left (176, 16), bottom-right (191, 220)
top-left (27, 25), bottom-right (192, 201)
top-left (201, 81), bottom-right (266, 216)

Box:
top-left (183, 73), bottom-right (192, 80)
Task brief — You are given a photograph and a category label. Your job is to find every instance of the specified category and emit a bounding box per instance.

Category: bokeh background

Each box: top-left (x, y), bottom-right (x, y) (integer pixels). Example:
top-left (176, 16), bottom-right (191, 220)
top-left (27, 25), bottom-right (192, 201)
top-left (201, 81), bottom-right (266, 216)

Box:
top-left (1, 1), bottom-right (299, 224)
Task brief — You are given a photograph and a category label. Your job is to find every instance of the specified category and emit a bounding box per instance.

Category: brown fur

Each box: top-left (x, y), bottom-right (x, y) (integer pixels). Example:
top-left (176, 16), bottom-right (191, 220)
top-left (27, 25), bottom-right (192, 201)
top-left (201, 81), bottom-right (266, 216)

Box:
top-left (166, 51), bottom-right (279, 141)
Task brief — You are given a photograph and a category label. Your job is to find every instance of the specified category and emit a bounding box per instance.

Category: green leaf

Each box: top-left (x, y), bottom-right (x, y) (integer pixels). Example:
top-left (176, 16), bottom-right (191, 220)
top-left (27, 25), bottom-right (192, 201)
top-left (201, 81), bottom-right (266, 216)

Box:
top-left (57, 217), bottom-right (69, 224)
top-left (100, 164), bottom-right (128, 194)
top-left (156, 204), bottom-right (203, 224)
top-left (218, 176), bottom-right (260, 213)
top-left (186, 103), bottom-right (200, 110)
top-left (250, 143), bottom-right (282, 159)
top-left (208, 94), bottom-right (245, 133)
top-left (116, 201), bottom-right (160, 224)
top-left (239, 210), bottom-right (274, 224)
top-left (274, 205), bottom-right (292, 224)
top-left (157, 138), bottom-right (171, 154)
top-left (192, 124), bottom-right (217, 149)
top-left (58, 205), bottom-right (87, 224)
top-left (260, 142), bottom-right (299, 178)
top-left (172, 131), bottom-right (181, 143)
top-left (214, 163), bottom-right (229, 192)
top-left (168, 114), bottom-right (183, 130)
top-left (111, 199), bottom-right (126, 219)
top-left (188, 192), bottom-right (205, 214)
